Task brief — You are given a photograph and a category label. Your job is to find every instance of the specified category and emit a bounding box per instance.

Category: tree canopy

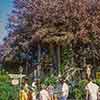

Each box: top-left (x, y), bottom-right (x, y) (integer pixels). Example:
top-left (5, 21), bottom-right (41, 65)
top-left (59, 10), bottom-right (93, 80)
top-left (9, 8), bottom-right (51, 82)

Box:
top-left (1, 0), bottom-right (100, 72)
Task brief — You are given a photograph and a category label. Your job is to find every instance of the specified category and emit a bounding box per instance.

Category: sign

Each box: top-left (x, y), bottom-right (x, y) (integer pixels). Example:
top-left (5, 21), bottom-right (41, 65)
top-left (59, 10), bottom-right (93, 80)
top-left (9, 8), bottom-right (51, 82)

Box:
top-left (96, 72), bottom-right (100, 79)
top-left (12, 79), bottom-right (19, 85)
top-left (8, 74), bottom-right (26, 79)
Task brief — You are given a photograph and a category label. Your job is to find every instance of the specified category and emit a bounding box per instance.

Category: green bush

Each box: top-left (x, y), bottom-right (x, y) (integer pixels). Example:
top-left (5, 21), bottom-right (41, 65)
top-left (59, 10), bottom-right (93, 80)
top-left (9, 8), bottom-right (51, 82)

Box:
top-left (0, 75), bottom-right (9, 82)
top-left (73, 88), bottom-right (83, 100)
top-left (0, 69), bottom-right (10, 82)
top-left (68, 80), bottom-right (78, 99)
top-left (93, 79), bottom-right (100, 86)
top-left (42, 75), bottom-right (57, 86)
top-left (0, 82), bottom-right (19, 100)
top-left (73, 80), bottom-right (88, 100)
top-left (0, 69), bottom-right (19, 100)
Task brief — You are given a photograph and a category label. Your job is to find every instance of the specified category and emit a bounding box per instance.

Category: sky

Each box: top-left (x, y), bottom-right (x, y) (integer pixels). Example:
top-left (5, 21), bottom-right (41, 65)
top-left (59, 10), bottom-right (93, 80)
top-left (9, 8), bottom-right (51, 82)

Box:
top-left (0, 0), bottom-right (13, 44)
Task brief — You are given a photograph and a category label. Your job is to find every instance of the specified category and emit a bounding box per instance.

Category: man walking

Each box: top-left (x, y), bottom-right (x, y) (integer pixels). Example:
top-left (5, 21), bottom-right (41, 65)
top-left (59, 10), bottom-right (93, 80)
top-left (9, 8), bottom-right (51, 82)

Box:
top-left (61, 79), bottom-right (69, 100)
top-left (85, 79), bottom-right (99, 100)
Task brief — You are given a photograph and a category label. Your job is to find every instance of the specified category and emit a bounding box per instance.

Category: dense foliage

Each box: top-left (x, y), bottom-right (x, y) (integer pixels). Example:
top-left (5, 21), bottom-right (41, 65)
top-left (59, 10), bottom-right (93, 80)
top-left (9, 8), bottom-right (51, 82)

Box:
top-left (0, 82), bottom-right (18, 100)
top-left (0, 0), bottom-right (100, 75)
top-left (8, 0), bottom-right (100, 34)
top-left (0, 70), bottom-right (18, 100)
top-left (42, 74), bottom-right (58, 86)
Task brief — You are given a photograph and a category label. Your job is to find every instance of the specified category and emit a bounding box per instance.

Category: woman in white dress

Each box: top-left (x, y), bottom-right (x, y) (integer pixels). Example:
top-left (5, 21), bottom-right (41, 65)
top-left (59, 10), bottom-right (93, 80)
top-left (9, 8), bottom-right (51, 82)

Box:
top-left (40, 84), bottom-right (50, 100)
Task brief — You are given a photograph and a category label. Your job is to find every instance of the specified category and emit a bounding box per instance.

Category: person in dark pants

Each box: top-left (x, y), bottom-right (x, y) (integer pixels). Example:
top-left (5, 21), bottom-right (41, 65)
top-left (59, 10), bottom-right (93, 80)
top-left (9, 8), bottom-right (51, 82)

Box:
top-left (60, 79), bottom-right (69, 100)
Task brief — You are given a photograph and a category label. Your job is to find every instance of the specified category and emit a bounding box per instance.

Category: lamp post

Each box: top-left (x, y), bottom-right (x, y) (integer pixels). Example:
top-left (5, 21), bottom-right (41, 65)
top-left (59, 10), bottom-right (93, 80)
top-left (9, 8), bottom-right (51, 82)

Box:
top-left (19, 66), bottom-right (23, 89)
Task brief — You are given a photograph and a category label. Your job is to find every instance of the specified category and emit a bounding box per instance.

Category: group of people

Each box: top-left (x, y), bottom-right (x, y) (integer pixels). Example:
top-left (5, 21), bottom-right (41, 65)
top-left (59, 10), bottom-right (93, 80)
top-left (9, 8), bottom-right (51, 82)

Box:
top-left (40, 79), bottom-right (69, 100)
top-left (19, 78), bottom-right (37, 100)
top-left (18, 63), bottom-right (100, 100)
top-left (19, 77), bottom-right (100, 100)
top-left (19, 78), bottom-right (69, 100)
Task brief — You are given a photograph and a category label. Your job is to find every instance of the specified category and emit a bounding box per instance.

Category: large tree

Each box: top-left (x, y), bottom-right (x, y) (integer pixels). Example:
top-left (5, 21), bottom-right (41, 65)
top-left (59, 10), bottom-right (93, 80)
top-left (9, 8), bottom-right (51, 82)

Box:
top-left (3, 0), bottom-right (100, 75)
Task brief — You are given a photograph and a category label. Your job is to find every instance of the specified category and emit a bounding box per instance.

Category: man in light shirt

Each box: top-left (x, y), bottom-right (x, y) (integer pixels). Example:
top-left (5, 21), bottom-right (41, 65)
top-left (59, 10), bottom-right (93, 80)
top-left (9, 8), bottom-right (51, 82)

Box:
top-left (61, 79), bottom-right (69, 100)
top-left (85, 79), bottom-right (99, 100)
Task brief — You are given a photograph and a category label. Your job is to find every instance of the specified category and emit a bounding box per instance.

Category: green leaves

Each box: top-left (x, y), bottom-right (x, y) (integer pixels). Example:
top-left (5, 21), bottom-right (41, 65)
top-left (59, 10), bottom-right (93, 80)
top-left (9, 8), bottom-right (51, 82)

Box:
top-left (70, 80), bottom-right (87, 100)
top-left (61, 47), bottom-right (73, 73)
top-left (42, 75), bottom-right (57, 86)
top-left (0, 70), bottom-right (9, 82)
top-left (0, 70), bottom-right (18, 100)
top-left (0, 82), bottom-right (18, 100)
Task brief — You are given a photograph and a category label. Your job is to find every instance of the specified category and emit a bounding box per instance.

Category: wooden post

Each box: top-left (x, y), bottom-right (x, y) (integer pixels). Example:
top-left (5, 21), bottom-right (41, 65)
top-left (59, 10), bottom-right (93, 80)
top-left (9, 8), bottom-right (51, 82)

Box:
top-left (70, 43), bottom-right (74, 65)
top-left (83, 57), bottom-right (86, 67)
top-left (57, 45), bottom-right (61, 75)
top-left (50, 44), bottom-right (57, 72)
top-left (26, 61), bottom-right (28, 75)
top-left (71, 57), bottom-right (74, 65)
top-left (37, 44), bottom-right (41, 63)
top-left (83, 57), bottom-right (86, 79)
top-left (37, 44), bottom-right (41, 78)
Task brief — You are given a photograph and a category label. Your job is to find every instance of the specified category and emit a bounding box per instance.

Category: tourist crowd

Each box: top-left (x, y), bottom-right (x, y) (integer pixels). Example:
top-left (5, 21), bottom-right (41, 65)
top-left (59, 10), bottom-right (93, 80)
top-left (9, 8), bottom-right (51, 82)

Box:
top-left (19, 77), bottom-right (100, 100)
top-left (19, 78), bottom-right (69, 100)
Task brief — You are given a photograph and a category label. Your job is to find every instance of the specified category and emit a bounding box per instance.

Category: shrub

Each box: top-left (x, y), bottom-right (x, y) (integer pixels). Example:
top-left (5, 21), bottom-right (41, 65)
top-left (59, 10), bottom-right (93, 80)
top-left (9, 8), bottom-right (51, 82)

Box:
top-left (73, 88), bottom-right (83, 100)
top-left (0, 82), bottom-right (19, 100)
top-left (73, 80), bottom-right (88, 100)
top-left (42, 75), bottom-right (57, 86)
top-left (0, 69), bottom-right (19, 100)
top-left (0, 69), bottom-right (10, 82)
top-left (93, 79), bottom-right (100, 86)
top-left (68, 80), bottom-right (78, 99)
